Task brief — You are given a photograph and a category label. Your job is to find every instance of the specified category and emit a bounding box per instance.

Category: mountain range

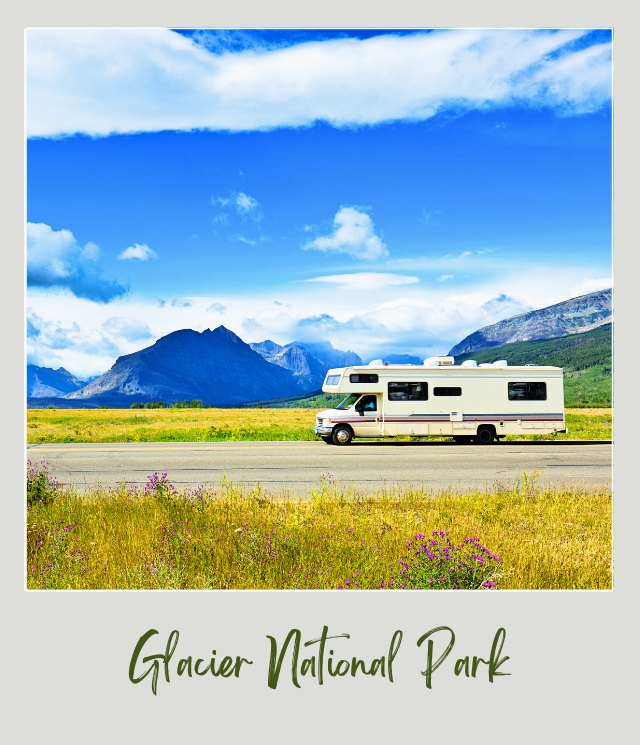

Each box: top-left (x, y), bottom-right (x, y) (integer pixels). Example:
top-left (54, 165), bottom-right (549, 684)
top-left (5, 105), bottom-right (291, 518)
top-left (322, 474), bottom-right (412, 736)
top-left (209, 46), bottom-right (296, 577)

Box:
top-left (41, 327), bottom-right (360, 406)
top-left (28, 287), bottom-right (612, 407)
top-left (27, 365), bottom-right (87, 398)
top-left (448, 288), bottom-right (612, 356)
top-left (249, 339), bottom-right (361, 391)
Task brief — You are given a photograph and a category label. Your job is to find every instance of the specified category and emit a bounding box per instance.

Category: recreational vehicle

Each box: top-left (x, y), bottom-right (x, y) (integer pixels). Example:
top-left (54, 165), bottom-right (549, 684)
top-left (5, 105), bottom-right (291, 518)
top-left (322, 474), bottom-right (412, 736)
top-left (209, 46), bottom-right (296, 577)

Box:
top-left (314, 356), bottom-right (566, 445)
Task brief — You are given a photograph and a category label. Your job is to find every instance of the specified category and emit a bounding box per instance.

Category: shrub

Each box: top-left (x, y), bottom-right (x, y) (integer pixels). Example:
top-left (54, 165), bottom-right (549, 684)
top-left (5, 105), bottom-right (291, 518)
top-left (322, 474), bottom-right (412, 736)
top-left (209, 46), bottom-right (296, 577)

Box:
top-left (27, 460), bottom-right (61, 507)
top-left (383, 531), bottom-right (502, 590)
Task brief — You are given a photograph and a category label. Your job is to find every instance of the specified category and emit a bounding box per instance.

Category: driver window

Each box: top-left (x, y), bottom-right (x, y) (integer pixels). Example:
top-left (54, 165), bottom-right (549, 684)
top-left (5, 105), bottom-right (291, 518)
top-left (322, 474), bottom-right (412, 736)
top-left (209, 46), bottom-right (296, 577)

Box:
top-left (357, 395), bottom-right (377, 412)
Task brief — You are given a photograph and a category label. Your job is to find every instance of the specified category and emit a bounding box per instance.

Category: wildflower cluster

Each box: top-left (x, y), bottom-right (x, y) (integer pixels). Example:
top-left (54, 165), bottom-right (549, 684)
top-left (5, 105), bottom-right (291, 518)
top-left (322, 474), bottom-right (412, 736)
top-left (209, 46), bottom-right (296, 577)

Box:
top-left (384, 531), bottom-right (502, 590)
top-left (27, 460), bottom-right (61, 507)
top-left (144, 471), bottom-right (177, 499)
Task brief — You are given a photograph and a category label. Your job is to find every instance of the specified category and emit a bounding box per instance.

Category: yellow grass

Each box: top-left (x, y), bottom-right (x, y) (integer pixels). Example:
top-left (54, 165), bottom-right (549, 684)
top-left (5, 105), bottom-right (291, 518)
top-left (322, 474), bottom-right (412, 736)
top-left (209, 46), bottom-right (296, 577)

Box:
top-left (26, 474), bottom-right (611, 591)
top-left (26, 407), bottom-right (612, 443)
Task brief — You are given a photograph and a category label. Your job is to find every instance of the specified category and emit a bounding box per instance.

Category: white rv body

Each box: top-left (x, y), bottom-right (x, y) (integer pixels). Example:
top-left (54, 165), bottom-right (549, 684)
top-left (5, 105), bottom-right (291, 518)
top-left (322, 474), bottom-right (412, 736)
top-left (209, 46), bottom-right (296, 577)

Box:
top-left (313, 358), bottom-right (565, 445)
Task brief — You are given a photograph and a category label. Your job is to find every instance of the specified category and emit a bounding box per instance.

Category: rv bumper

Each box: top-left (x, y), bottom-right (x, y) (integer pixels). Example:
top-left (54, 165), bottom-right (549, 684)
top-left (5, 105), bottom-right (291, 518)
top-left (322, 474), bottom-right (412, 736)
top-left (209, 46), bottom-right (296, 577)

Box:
top-left (314, 425), bottom-right (334, 436)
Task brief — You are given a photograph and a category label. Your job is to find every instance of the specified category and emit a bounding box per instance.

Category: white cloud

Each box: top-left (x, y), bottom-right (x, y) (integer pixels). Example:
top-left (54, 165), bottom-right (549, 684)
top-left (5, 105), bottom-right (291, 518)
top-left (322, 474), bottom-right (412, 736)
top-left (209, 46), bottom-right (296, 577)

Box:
top-left (102, 317), bottom-right (153, 342)
top-left (304, 207), bottom-right (387, 260)
top-left (521, 42), bottom-right (612, 115)
top-left (236, 235), bottom-right (258, 245)
top-left (235, 192), bottom-right (259, 214)
top-left (570, 277), bottom-right (612, 297)
top-left (118, 243), bottom-right (158, 261)
top-left (27, 263), bottom-right (612, 377)
top-left (212, 191), bottom-right (261, 216)
top-left (27, 222), bottom-right (126, 302)
top-left (304, 273), bottom-right (419, 291)
top-left (438, 274), bottom-right (454, 282)
top-left (27, 29), bottom-right (611, 138)
top-left (387, 249), bottom-right (503, 273)
top-left (206, 302), bottom-right (226, 313)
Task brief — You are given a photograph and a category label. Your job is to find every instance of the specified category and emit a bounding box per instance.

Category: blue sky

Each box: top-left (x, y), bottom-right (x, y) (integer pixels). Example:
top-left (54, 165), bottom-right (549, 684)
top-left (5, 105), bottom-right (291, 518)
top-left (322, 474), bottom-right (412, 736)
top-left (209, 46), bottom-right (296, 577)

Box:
top-left (26, 28), bottom-right (612, 377)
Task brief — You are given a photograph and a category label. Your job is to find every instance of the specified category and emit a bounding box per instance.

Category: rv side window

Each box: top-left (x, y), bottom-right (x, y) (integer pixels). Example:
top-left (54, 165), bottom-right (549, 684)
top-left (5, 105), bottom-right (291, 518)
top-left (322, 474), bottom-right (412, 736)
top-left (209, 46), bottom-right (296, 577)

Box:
top-left (349, 374), bottom-right (379, 383)
top-left (434, 387), bottom-right (462, 396)
top-left (508, 382), bottom-right (547, 401)
top-left (325, 374), bottom-right (342, 386)
top-left (388, 382), bottom-right (428, 401)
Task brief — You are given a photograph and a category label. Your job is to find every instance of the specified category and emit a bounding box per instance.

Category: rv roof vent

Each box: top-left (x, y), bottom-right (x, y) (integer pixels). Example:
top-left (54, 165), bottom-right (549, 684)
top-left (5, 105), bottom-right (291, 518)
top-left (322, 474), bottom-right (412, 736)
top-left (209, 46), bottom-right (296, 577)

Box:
top-left (492, 360), bottom-right (508, 367)
top-left (461, 360), bottom-right (477, 368)
top-left (525, 364), bottom-right (538, 367)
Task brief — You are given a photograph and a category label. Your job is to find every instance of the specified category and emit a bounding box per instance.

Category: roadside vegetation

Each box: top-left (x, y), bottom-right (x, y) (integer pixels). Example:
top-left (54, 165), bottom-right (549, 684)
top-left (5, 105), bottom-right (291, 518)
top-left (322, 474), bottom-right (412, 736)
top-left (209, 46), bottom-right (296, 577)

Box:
top-left (26, 464), bottom-right (611, 591)
top-left (26, 407), bottom-right (611, 443)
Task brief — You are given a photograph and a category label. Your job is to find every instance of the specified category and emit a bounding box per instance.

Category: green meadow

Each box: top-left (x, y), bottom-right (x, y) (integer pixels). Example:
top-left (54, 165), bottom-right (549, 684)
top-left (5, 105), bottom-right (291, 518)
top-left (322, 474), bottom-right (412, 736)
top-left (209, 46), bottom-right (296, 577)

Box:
top-left (27, 407), bottom-right (611, 443)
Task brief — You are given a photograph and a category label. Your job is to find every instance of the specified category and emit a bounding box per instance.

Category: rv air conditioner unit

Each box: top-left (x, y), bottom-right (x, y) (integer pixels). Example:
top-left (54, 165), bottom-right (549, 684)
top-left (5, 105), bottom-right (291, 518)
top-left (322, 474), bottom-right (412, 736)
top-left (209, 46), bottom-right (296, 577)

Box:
top-left (423, 356), bottom-right (455, 367)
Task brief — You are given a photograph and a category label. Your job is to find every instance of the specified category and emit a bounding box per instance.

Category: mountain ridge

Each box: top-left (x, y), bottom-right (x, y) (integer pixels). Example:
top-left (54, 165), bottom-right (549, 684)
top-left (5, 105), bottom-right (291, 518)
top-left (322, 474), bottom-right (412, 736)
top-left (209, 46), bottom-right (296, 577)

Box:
top-left (448, 288), bottom-right (612, 356)
top-left (27, 364), bottom-right (87, 397)
top-left (67, 325), bottom-right (301, 406)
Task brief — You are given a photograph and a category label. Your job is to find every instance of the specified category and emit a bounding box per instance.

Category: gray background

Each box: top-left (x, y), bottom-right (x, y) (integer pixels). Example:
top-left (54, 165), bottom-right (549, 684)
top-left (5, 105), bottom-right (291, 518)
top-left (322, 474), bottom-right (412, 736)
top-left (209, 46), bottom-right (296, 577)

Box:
top-left (6, 2), bottom-right (635, 741)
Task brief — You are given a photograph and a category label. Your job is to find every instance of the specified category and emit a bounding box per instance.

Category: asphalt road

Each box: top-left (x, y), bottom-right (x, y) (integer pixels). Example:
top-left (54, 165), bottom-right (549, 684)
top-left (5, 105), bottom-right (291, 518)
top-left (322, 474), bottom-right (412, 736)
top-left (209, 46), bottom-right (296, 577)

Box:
top-left (27, 440), bottom-right (612, 494)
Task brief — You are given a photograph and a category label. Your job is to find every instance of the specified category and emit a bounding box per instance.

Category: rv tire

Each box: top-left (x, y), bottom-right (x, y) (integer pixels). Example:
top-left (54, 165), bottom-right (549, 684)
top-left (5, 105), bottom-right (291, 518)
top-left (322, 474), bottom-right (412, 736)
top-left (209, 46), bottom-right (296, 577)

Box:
top-left (331, 425), bottom-right (353, 446)
top-left (475, 426), bottom-right (496, 445)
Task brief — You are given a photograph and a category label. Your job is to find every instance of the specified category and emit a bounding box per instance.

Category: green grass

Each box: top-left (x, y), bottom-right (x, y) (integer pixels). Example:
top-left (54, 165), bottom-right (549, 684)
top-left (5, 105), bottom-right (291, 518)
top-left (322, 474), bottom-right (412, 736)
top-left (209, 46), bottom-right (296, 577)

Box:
top-left (26, 472), bottom-right (611, 590)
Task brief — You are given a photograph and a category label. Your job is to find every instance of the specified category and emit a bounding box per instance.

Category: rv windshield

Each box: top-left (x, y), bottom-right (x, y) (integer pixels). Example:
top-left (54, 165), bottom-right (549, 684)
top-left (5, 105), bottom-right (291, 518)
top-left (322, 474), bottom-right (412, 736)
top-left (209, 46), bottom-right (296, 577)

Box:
top-left (336, 394), bottom-right (360, 410)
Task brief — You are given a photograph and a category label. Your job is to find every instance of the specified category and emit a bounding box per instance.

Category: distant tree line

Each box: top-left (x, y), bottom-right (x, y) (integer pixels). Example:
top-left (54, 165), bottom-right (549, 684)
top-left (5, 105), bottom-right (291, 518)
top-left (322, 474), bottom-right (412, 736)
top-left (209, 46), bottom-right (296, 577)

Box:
top-left (130, 399), bottom-right (204, 409)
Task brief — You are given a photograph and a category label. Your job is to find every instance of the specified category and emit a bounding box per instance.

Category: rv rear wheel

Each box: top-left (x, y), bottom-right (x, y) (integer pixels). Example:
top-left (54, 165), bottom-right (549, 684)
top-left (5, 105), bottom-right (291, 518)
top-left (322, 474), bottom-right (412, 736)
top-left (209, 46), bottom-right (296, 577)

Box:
top-left (453, 436), bottom-right (473, 444)
top-left (331, 425), bottom-right (353, 446)
top-left (475, 426), bottom-right (496, 445)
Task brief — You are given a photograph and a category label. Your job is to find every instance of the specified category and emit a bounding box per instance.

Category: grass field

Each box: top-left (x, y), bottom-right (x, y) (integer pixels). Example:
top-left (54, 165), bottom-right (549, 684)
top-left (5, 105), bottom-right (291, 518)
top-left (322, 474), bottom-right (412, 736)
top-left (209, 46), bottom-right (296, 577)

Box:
top-left (26, 407), bottom-right (612, 443)
top-left (26, 469), bottom-right (611, 591)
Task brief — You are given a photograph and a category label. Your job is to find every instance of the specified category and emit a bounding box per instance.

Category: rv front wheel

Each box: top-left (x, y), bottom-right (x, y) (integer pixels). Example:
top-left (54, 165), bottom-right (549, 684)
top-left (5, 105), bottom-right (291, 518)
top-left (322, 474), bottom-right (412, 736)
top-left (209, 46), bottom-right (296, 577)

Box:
top-left (332, 425), bottom-right (353, 446)
top-left (475, 426), bottom-right (496, 445)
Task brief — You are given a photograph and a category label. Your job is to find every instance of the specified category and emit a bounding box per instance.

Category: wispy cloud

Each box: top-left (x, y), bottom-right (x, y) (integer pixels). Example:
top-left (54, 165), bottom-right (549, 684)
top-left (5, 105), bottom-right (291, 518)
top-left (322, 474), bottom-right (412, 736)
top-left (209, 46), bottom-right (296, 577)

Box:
top-left (102, 317), bottom-right (153, 342)
top-left (27, 29), bottom-right (611, 138)
top-left (206, 302), bottom-right (226, 313)
top-left (27, 310), bottom-right (155, 376)
top-left (304, 272), bottom-right (419, 291)
top-left (387, 247), bottom-right (501, 273)
top-left (27, 222), bottom-right (127, 302)
top-left (212, 191), bottom-right (261, 217)
top-left (304, 207), bottom-right (388, 260)
top-left (118, 243), bottom-right (158, 261)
